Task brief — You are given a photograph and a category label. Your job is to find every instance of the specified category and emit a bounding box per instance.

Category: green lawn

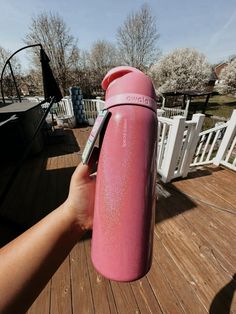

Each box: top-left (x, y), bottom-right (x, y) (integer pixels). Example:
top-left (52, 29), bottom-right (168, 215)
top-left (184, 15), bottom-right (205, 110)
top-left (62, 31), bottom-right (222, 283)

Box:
top-left (191, 95), bottom-right (236, 129)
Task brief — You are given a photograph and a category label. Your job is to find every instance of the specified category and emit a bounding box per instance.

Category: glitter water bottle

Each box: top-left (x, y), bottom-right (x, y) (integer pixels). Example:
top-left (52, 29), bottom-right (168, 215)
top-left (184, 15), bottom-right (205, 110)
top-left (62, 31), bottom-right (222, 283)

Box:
top-left (91, 66), bottom-right (157, 281)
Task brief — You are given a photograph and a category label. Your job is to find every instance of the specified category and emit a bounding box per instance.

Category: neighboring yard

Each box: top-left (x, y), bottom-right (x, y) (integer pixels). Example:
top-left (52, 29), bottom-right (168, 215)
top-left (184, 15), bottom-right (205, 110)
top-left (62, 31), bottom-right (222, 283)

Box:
top-left (191, 94), bottom-right (236, 129)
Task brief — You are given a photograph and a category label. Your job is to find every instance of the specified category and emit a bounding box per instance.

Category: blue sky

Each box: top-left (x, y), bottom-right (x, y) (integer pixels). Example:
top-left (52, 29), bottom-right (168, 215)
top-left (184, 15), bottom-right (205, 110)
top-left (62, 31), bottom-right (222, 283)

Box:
top-left (0, 0), bottom-right (236, 69)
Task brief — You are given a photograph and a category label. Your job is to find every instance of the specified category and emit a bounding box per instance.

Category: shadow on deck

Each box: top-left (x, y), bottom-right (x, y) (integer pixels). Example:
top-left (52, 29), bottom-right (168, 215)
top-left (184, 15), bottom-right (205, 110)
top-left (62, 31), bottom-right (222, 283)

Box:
top-left (0, 127), bottom-right (235, 313)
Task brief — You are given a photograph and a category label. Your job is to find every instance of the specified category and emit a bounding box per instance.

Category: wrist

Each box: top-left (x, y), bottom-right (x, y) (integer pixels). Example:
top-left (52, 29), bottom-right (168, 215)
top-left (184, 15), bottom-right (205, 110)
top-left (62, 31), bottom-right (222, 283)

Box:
top-left (59, 202), bottom-right (86, 242)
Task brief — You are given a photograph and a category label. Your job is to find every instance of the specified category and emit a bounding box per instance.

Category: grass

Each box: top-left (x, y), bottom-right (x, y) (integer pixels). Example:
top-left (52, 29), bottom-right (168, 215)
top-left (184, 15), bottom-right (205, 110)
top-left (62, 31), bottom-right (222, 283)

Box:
top-left (191, 95), bottom-right (236, 129)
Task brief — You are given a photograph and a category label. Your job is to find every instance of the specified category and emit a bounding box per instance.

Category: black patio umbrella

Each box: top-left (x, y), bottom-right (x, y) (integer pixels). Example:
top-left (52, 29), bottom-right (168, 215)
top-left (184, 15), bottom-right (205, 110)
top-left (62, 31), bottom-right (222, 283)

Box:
top-left (40, 48), bottom-right (63, 103)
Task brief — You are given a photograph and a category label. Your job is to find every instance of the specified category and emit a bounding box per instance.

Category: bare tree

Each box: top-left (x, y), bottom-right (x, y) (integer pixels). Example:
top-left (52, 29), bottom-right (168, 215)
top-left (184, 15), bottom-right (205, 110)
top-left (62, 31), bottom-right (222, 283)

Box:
top-left (88, 40), bottom-right (119, 93)
top-left (0, 45), bottom-right (22, 98)
top-left (69, 50), bottom-right (92, 98)
top-left (24, 12), bottom-right (80, 94)
top-left (117, 4), bottom-right (160, 71)
top-left (0, 46), bottom-right (8, 71)
top-left (22, 69), bottom-right (44, 96)
top-left (89, 40), bottom-right (119, 73)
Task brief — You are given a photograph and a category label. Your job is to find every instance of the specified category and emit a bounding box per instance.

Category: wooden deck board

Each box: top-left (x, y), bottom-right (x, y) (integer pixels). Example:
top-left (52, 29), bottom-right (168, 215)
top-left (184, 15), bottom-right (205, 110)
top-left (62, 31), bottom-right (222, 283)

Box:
top-left (50, 257), bottom-right (72, 314)
top-left (152, 232), bottom-right (208, 313)
top-left (130, 277), bottom-right (162, 313)
top-left (70, 240), bottom-right (95, 314)
top-left (0, 127), bottom-right (235, 313)
top-left (156, 220), bottom-right (233, 311)
top-left (109, 281), bottom-right (140, 313)
top-left (158, 185), bottom-right (236, 269)
top-left (27, 281), bottom-right (51, 314)
top-left (84, 239), bottom-right (118, 314)
top-left (146, 253), bottom-right (184, 313)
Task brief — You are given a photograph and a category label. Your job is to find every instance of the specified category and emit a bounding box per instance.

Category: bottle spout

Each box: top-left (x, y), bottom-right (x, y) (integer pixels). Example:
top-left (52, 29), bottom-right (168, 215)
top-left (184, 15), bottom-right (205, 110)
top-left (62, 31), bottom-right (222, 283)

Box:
top-left (101, 66), bottom-right (157, 111)
top-left (102, 66), bottom-right (143, 90)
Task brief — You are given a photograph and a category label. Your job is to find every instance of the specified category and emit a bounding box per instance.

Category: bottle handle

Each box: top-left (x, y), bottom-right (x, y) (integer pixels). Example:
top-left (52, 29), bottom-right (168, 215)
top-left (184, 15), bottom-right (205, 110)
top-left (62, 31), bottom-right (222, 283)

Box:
top-left (102, 66), bottom-right (143, 90)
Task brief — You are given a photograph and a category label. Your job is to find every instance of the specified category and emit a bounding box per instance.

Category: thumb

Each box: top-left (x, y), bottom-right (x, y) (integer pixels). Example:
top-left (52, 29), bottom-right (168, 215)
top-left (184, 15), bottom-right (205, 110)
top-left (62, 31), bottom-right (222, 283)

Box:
top-left (74, 147), bottom-right (99, 181)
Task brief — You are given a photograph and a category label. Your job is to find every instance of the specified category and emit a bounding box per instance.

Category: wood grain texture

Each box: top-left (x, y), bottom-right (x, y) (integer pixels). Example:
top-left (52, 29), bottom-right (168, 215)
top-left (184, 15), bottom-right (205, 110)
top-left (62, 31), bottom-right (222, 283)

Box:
top-left (70, 241), bottom-right (94, 314)
top-left (50, 257), bottom-right (72, 314)
top-left (27, 281), bottom-right (51, 314)
top-left (1, 127), bottom-right (235, 314)
top-left (84, 239), bottom-right (118, 314)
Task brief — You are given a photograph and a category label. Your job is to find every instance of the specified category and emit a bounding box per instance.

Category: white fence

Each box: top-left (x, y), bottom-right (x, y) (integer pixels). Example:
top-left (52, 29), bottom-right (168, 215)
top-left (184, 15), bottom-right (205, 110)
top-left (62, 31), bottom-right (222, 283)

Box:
top-left (157, 110), bottom-right (236, 182)
top-left (35, 95), bottom-right (236, 179)
top-left (41, 97), bottom-right (76, 127)
top-left (191, 110), bottom-right (236, 171)
top-left (55, 97), bottom-right (74, 117)
top-left (82, 98), bottom-right (105, 122)
top-left (161, 107), bottom-right (187, 118)
top-left (161, 97), bottom-right (190, 118)
top-left (40, 97), bottom-right (105, 127)
top-left (41, 97), bottom-right (74, 118)
top-left (157, 114), bottom-right (205, 183)
top-left (190, 123), bottom-right (228, 167)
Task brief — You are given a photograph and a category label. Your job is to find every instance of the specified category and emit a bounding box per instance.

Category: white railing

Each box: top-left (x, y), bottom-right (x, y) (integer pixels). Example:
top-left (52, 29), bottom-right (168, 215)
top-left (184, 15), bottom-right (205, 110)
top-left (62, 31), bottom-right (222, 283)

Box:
top-left (191, 123), bottom-right (228, 166)
top-left (82, 99), bottom-right (98, 121)
top-left (82, 98), bottom-right (105, 124)
top-left (41, 97), bottom-right (74, 118)
top-left (220, 137), bottom-right (236, 171)
top-left (157, 109), bottom-right (236, 182)
top-left (157, 114), bottom-right (205, 183)
top-left (40, 97), bottom-right (76, 127)
top-left (161, 107), bottom-right (186, 118)
top-left (213, 110), bottom-right (236, 171)
top-left (191, 110), bottom-right (236, 171)
top-left (161, 98), bottom-right (190, 118)
top-left (41, 97), bottom-right (105, 126)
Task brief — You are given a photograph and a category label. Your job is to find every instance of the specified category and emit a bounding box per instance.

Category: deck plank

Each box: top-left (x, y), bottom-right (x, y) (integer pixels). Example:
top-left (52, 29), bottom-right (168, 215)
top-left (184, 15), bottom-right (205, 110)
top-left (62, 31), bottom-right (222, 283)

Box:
top-left (2, 127), bottom-right (236, 313)
top-left (1, 157), bottom-right (42, 223)
top-left (130, 277), bottom-right (163, 313)
top-left (50, 257), bottom-right (72, 314)
top-left (109, 281), bottom-right (140, 313)
top-left (152, 232), bottom-right (208, 313)
top-left (176, 167), bottom-right (236, 212)
top-left (155, 208), bottom-right (235, 312)
top-left (39, 153), bottom-right (71, 314)
top-left (27, 281), bottom-right (51, 314)
top-left (171, 178), bottom-right (236, 236)
top-left (146, 254), bottom-right (185, 313)
top-left (19, 156), bottom-right (48, 227)
top-left (84, 239), bottom-right (118, 314)
top-left (70, 241), bottom-right (94, 314)
top-left (158, 184), bottom-right (236, 270)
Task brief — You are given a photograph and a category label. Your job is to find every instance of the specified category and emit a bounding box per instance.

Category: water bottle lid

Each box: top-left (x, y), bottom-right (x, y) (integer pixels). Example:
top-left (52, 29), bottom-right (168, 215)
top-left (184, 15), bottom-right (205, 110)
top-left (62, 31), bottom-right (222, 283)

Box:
top-left (102, 66), bottom-right (157, 111)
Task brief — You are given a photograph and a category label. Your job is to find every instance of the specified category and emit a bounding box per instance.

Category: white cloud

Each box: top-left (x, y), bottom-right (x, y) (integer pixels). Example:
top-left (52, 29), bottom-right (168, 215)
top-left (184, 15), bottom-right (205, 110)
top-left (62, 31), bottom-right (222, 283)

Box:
top-left (206, 10), bottom-right (236, 52)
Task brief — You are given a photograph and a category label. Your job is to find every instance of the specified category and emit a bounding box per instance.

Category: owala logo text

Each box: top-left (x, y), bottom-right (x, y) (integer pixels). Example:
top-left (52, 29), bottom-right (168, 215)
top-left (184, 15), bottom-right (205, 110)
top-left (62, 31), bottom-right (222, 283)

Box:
top-left (126, 95), bottom-right (151, 106)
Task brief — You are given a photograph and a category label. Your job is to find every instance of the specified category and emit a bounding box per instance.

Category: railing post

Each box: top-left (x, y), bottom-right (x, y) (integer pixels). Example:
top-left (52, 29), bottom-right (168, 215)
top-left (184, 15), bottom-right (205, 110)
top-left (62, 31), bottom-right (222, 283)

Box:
top-left (161, 96), bottom-right (166, 109)
top-left (214, 110), bottom-right (236, 166)
top-left (96, 97), bottom-right (105, 112)
top-left (184, 99), bottom-right (190, 118)
top-left (157, 109), bottom-right (164, 117)
top-left (181, 114), bottom-right (205, 177)
top-left (161, 116), bottom-right (186, 183)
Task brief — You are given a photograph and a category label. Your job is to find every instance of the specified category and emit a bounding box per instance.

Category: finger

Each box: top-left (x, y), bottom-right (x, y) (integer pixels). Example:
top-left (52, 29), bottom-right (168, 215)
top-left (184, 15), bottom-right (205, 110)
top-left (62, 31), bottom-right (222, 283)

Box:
top-left (74, 147), bottom-right (100, 180)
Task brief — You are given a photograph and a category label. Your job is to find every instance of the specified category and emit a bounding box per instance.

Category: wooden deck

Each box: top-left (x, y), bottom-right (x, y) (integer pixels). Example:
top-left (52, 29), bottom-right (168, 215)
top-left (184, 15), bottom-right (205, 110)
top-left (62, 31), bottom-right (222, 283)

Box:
top-left (0, 128), bottom-right (235, 313)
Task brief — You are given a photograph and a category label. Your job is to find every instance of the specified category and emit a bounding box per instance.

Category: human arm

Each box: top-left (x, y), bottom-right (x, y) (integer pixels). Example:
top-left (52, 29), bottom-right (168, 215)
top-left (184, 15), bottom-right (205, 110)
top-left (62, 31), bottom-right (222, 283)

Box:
top-left (0, 161), bottom-right (96, 313)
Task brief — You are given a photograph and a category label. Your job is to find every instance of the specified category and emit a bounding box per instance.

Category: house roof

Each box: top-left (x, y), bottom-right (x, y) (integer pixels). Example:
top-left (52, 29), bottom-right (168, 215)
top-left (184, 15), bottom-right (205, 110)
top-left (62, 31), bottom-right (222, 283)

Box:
top-left (214, 62), bottom-right (228, 78)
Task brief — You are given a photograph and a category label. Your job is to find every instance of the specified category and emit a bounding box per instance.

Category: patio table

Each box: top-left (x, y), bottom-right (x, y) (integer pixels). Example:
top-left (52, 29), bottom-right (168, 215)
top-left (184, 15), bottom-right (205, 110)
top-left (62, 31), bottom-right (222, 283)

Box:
top-left (0, 101), bottom-right (44, 158)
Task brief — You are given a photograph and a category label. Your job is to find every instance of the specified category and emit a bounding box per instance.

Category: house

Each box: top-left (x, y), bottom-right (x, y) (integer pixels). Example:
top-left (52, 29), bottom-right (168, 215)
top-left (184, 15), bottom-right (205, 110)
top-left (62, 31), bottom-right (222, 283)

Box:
top-left (214, 62), bottom-right (228, 85)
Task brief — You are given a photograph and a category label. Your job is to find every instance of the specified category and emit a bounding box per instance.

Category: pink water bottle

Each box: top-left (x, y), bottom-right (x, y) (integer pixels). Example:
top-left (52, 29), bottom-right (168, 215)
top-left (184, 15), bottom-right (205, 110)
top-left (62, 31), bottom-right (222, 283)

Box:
top-left (91, 66), bottom-right (157, 281)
